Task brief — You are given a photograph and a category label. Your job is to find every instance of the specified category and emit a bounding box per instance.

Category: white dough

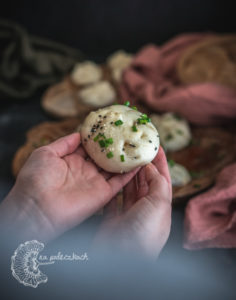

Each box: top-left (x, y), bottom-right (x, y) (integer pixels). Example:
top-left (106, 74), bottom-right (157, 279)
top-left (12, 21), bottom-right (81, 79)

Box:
top-left (107, 50), bottom-right (133, 82)
top-left (81, 105), bottom-right (160, 173)
top-left (151, 113), bottom-right (191, 152)
top-left (71, 61), bottom-right (102, 86)
top-left (168, 162), bottom-right (191, 187)
top-left (79, 81), bottom-right (116, 107)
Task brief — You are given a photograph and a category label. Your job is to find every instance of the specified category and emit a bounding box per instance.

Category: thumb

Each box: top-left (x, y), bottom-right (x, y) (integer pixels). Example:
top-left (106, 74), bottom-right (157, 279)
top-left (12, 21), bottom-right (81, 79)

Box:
top-left (46, 133), bottom-right (81, 157)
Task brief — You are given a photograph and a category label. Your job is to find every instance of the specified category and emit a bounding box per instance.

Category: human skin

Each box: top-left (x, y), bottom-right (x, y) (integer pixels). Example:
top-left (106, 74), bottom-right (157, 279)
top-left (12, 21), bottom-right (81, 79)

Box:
top-left (0, 133), bottom-right (172, 257)
top-left (0, 133), bottom-right (139, 242)
top-left (95, 147), bottom-right (172, 258)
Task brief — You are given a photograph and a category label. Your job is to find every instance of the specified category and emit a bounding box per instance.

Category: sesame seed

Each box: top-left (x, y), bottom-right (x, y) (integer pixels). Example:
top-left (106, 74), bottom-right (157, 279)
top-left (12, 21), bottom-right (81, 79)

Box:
top-left (98, 121), bottom-right (102, 123)
top-left (103, 116), bottom-right (107, 118)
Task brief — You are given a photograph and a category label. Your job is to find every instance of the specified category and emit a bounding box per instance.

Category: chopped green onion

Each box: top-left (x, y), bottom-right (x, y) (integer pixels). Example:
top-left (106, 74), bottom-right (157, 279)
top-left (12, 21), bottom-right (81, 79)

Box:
top-left (106, 138), bottom-right (113, 144)
top-left (124, 101), bottom-right (130, 106)
top-left (131, 106), bottom-right (137, 110)
top-left (99, 140), bottom-right (106, 148)
top-left (137, 118), bottom-right (147, 124)
top-left (94, 133), bottom-right (106, 142)
top-left (173, 113), bottom-right (182, 120)
top-left (176, 129), bottom-right (183, 135)
top-left (147, 118), bottom-right (151, 123)
top-left (165, 133), bottom-right (173, 141)
top-left (168, 159), bottom-right (175, 167)
top-left (141, 113), bottom-right (148, 118)
top-left (114, 120), bottom-right (123, 126)
top-left (132, 125), bottom-right (138, 132)
top-left (120, 154), bottom-right (125, 162)
top-left (107, 151), bottom-right (114, 159)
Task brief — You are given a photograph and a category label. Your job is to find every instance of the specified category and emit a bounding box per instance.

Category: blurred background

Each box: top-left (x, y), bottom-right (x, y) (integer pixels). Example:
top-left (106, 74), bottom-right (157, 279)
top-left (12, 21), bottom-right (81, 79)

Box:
top-left (1, 1), bottom-right (236, 299)
top-left (1, 0), bottom-right (235, 58)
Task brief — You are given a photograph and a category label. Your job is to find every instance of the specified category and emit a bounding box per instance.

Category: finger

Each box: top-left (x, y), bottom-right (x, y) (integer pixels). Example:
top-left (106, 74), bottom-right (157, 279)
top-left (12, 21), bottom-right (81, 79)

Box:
top-left (108, 167), bottom-right (140, 198)
top-left (46, 133), bottom-right (81, 157)
top-left (74, 146), bottom-right (88, 159)
top-left (152, 146), bottom-right (171, 186)
top-left (104, 196), bottom-right (120, 219)
top-left (100, 170), bottom-right (113, 180)
top-left (145, 163), bottom-right (172, 203)
top-left (137, 167), bottom-right (149, 198)
top-left (123, 175), bottom-right (138, 212)
top-left (120, 163), bottom-right (172, 257)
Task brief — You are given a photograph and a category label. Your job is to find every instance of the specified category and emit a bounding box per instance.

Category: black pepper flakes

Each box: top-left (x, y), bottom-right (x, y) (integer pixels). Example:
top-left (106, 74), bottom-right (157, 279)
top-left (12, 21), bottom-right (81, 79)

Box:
top-left (84, 139), bottom-right (87, 142)
top-left (88, 135), bottom-right (90, 138)
top-left (155, 147), bottom-right (157, 150)
top-left (103, 116), bottom-right (107, 118)
top-left (99, 115), bottom-right (102, 117)
top-left (110, 122), bottom-right (113, 124)
top-left (101, 149), bottom-right (105, 152)
top-left (129, 143), bottom-right (136, 147)
top-left (149, 140), bottom-right (152, 143)
top-left (98, 121), bottom-right (102, 123)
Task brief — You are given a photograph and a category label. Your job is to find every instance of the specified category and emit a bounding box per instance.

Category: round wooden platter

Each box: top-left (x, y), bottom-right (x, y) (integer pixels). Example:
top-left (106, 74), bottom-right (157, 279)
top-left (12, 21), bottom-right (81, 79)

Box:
top-left (12, 118), bottom-right (80, 177)
top-left (168, 127), bottom-right (236, 204)
top-left (41, 64), bottom-right (119, 119)
top-left (12, 119), bottom-right (236, 205)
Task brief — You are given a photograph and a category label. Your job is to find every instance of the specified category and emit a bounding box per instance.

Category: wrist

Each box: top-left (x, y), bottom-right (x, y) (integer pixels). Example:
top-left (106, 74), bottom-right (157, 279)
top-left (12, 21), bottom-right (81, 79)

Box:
top-left (0, 185), bottom-right (56, 243)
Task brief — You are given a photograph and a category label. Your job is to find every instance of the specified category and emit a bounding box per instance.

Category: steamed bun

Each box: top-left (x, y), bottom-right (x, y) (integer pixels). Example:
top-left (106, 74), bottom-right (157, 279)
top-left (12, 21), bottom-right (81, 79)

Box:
top-left (168, 161), bottom-right (191, 186)
top-left (151, 113), bottom-right (191, 152)
top-left (71, 61), bottom-right (102, 86)
top-left (107, 50), bottom-right (133, 82)
top-left (80, 104), bottom-right (160, 173)
top-left (79, 81), bottom-right (116, 107)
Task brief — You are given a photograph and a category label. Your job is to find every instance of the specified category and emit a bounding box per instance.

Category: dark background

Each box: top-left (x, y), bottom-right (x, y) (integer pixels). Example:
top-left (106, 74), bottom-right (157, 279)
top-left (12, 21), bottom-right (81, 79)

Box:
top-left (0, 0), bottom-right (236, 299)
top-left (1, 0), bottom-right (236, 58)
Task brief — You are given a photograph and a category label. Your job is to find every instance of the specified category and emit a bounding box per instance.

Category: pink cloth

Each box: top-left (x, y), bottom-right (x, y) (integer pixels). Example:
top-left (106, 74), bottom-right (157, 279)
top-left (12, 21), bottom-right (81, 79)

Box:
top-left (120, 33), bottom-right (236, 249)
top-left (120, 34), bottom-right (236, 125)
top-left (184, 163), bottom-right (236, 249)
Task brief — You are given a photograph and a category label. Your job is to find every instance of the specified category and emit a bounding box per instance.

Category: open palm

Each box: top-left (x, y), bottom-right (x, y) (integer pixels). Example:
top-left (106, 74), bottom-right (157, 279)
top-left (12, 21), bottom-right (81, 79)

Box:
top-left (14, 133), bottom-right (139, 240)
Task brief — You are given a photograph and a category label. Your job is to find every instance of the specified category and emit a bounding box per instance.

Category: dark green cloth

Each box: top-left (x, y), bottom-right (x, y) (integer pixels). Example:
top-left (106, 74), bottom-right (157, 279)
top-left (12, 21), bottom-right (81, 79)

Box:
top-left (0, 19), bottom-right (84, 99)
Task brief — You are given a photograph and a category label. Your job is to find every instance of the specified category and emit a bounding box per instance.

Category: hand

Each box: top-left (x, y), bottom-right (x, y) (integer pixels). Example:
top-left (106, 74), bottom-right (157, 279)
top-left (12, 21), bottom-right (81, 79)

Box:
top-left (94, 147), bottom-right (172, 259)
top-left (0, 133), bottom-right (139, 242)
